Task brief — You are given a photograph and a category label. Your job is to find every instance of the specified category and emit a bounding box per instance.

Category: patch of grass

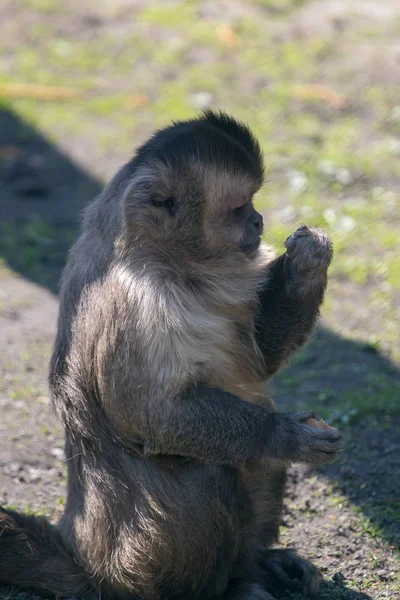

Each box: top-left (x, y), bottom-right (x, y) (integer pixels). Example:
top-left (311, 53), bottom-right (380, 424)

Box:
top-left (139, 3), bottom-right (196, 27)
top-left (253, 0), bottom-right (309, 14)
top-left (1, 503), bottom-right (49, 517)
top-left (330, 381), bottom-right (400, 424)
top-left (0, 217), bottom-right (75, 287)
top-left (303, 381), bottom-right (400, 426)
top-left (20, 0), bottom-right (60, 12)
top-left (152, 81), bottom-right (193, 123)
top-left (8, 385), bottom-right (42, 402)
top-left (354, 511), bottom-right (385, 539)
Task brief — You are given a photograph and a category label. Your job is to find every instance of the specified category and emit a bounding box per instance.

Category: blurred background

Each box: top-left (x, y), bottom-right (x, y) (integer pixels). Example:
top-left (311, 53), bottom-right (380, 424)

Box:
top-left (0, 1), bottom-right (399, 599)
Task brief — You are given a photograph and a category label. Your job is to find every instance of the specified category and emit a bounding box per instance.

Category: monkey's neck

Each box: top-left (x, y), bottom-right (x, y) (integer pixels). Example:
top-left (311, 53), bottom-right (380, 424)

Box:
top-left (124, 241), bottom-right (274, 310)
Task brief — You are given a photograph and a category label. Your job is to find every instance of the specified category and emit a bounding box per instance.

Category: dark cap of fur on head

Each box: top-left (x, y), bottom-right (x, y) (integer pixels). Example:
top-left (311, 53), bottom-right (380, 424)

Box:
top-left (107, 111), bottom-right (265, 212)
top-left (131, 110), bottom-right (264, 183)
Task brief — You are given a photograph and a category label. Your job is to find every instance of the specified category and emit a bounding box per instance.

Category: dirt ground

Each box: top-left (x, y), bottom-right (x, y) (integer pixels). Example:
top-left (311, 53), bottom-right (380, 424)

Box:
top-left (0, 1), bottom-right (399, 599)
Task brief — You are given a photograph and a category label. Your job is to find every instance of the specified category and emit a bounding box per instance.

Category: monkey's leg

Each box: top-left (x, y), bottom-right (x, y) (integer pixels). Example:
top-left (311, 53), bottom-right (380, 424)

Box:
top-left (222, 581), bottom-right (277, 600)
top-left (245, 469), bottom-right (321, 598)
top-left (244, 468), bottom-right (287, 550)
top-left (145, 461), bottom-right (256, 600)
top-left (70, 457), bottom-right (256, 600)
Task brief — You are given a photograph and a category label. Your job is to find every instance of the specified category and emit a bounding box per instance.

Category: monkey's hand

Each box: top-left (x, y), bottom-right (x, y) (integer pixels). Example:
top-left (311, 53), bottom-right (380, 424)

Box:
top-left (276, 411), bottom-right (343, 467)
top-left (284, 225), bottom-right (333, 295)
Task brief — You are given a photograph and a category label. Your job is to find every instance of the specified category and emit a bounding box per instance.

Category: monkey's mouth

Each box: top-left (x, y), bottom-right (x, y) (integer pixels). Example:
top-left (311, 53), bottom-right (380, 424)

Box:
top-left (240, 238), bottom-right (261, 255)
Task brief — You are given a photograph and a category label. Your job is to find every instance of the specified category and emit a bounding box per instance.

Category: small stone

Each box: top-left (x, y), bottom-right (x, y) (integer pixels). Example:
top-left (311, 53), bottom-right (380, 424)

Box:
top-left (191, 92), bottom-right (213, 110)
top-left (28, 467), bottom-right (43, 483)
top-left (336, 167), bottom-right (355, 186)
top-left (51, 447), bottom-right (64, 459)
top-left (8, 462), bottom-right (23, 474)
top-left (337, 215), bottom-right (355, 232)
top-left (13, 400), bottom-right (27, 410)
top-left (318, 159), bottom-right (336, 177)
top-left (377, 569), bottom-right (388, 581)
top-left (288, 169), bottom-right (308, 194)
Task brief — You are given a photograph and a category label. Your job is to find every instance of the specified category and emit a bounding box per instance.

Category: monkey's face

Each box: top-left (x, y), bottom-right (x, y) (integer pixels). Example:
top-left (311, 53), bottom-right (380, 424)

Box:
top-left (124, 164), bottom-right (264, 260)
top-left (204, 187), bottom-right (264, 258)
top-left (126, 168), bottom-right (262, 260)
top-left (122, 111), bottom-right (265, 261)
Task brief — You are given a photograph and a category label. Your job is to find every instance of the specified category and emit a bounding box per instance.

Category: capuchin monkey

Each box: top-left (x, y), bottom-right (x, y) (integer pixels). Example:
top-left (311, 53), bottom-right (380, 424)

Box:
top-left (0, 111), bottom-right (342, 600)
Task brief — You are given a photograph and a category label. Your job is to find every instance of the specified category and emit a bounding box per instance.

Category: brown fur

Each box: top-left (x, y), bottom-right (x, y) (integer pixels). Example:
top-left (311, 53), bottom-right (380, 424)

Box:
top-left (0, 112), bottom-right (341, 600)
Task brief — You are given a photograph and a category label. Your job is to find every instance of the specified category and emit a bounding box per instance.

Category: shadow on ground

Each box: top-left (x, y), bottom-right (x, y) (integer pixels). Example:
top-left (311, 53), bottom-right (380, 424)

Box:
top-left (1, 109), bottom-right (398, 600)
top-left (272, 326), bottom-right (400, 551)
top-left (0, 107), bottom-right (102, 292)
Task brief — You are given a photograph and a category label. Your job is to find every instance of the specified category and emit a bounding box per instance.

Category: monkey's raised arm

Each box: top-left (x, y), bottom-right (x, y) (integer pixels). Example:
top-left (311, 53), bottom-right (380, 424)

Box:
top-left (255, 226), bottom-right (332, 378)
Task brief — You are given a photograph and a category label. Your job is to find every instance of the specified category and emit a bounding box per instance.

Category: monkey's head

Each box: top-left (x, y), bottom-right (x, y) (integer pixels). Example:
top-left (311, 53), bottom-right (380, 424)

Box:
top-left (121, 111), bottom-right (265, 261)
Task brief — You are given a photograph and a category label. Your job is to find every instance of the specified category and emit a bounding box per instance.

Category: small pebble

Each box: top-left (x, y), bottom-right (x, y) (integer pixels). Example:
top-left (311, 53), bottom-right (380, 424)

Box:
top-left (51, 447), bottom-right (64, 459)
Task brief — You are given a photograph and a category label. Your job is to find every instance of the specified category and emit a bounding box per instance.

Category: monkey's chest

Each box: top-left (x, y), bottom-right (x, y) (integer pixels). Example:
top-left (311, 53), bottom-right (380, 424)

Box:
top-left (206, 331), bottom-right (275, 411)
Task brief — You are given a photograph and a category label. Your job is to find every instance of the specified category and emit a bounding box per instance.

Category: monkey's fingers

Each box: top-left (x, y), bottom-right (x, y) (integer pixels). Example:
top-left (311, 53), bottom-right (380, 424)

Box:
top-left (303, 425), bottom-right (342, 441)
top-left (284, 226), bottom-right (333, 272)
top-left (296, 412), bottom-right (342, 437)
top-left (280, 551), bottom-right (322, 598)
top-left (294, 411), bottom-right (317, 422)
top-left (261, 549), bottom-right (322, 598)
top-left (298, 424), bottom-right (344, 466)
top-left (284, 224), bottom-right (310, 245)
top-left (284, 235), bottom-right (297, 254)
top-left (264, 561), bottom-right (292, 590)
top-left (284, 225), bottom-right (311, 254)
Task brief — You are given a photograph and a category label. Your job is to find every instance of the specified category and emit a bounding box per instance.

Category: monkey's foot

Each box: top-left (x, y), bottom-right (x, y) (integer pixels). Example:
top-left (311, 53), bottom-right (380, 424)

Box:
top-left (260, 548), bottom-right (322, 598)
top-left (225, 581), bottom-right (277, 600)
top-left (284, 224), bottom-right (333, 273)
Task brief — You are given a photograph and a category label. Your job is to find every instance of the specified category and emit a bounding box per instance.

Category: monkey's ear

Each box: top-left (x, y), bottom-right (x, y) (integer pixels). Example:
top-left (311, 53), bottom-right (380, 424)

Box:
top-left (122, 161), bottom-right (173, 223)
top-left (124, 166), bottom-right (157, 199)
top-left (121, 166), bottom-right (157, 225)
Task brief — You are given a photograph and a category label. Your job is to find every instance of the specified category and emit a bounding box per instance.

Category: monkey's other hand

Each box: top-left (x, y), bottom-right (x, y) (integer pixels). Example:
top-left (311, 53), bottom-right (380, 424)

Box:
top-left (276, 411), bottom-right (343, 467)
top-left (284, 225), bottom-right (333, 274)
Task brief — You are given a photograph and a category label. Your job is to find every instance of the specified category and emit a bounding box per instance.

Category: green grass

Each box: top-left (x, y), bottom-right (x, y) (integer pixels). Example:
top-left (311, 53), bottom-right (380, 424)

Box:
top-left (0, 217), bottom-right (75, 287)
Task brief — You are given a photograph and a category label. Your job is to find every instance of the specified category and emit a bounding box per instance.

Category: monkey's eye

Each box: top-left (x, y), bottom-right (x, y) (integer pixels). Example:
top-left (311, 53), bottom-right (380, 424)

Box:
top-left (232, 204), bottom-right (246, 217)
top-left (152, 196), bottom-right (178, 217)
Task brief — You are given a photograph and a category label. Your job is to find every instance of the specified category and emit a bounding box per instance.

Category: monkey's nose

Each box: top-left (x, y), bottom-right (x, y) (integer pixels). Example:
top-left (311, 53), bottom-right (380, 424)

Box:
top-left (253, 214), bottom-right (263, 231)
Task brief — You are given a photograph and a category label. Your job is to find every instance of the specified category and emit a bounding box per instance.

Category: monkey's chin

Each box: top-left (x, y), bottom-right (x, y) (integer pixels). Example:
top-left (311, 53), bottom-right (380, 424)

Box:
top-left (240, 238), bottom-right (261, 257)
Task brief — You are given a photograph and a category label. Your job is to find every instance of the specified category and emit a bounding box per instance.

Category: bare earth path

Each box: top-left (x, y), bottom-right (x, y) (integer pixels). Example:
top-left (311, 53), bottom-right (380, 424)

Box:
top-left (0, 1), bottom-right (399, 598)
